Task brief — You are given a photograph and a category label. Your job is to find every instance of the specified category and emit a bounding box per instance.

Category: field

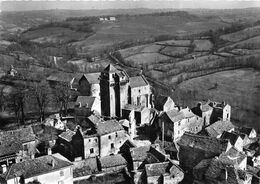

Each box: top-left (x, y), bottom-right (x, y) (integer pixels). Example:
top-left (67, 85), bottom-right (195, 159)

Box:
top-left (176, 68), bottom-right (260, 130)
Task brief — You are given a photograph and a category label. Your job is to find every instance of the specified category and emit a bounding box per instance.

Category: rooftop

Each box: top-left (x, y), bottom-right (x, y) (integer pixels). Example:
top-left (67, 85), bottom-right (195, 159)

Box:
top-left (220, 131), bottom-right (241, 146)
top-left (123, 104), bottom-right (146, 112)
top-left (205, 120), bottom-right (235, 137)
top-left (76, 96), bottom-right (97, 108)
top-left (178, 133), bottom-right (229, 154)
top-left (100, 154), bottom-right (127, 168)
top-left (73, 157), bottom-right (99, 177)
top-left (129, 75), bottom-right (149, 88)
top-left (103, 64), bottom-right (118, 73)
top-left (164, 109), bottom-right (184, 123)
top-left (130, 145), bottom-right (151, 162)
top-left (46, 72), bottom-right (75, 83)
top-left (81, 72), bottom-right (100, 84)
top-left (145, 162), bottom-right (169, 177)
top-left (154, 95), bottom-right (174, 110)
top-left (0, 141), bottom-right (22, 158)
top-left (58, 129), bottom-right (76, 142)
top-left (239, 127), bottom-right (255, 136)
top-left (96, 119), bottom-right (124, 136)
top-left (1, 154), bottom-right (73, 180)
top-left (219, 147), bottom-right (247, 166)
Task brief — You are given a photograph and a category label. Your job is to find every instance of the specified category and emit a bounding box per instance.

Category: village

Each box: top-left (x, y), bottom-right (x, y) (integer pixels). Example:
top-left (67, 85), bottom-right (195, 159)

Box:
top-left (0, 62), bottom-right (259, 184)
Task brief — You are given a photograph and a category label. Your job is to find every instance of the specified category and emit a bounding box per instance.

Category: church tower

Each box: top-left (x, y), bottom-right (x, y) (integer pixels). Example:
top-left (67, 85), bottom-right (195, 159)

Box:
top-left (100, 64), bottom-right (129, 117)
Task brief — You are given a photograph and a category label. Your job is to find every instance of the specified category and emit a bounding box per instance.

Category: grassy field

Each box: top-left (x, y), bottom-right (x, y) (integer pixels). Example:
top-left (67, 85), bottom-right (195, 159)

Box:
top-left (176, 68), bottom-right (260, 131)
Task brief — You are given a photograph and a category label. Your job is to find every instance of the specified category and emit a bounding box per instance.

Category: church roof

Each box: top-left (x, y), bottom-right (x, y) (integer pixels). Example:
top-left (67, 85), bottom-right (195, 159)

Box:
top-left (103, 64), bottom-right (118, 73)
top-left (129, 75), bottom-right (149, 88)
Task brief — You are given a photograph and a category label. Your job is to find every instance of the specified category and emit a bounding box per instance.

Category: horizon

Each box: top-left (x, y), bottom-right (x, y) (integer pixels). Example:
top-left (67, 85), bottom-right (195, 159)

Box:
top-left (1, 0), bottom-right (260, 12)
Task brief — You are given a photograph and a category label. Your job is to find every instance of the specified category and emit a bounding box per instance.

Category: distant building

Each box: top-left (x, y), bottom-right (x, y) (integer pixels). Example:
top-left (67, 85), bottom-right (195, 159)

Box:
top-left (7, 65), bottom-right (17, 77)
top-left (220, 131), bottom-right (243, 152)
top-left (75, 96), bottom-right (101, 117)
top-left (0, 153), bottom-right (73, 184)
top-left (177, 133), bottom-right (231, 171)
top-left (203, 120), bottom-right (235, 138)
top-left (238, 127), bottom-right (257, 139)
top-left (154, 95), bottom-right (178, 112)
top-left (192, 101), bottom-right (213, 126)
top-left (78, 73), bottom-right (100, 98)
top-left (209, 101), bottom-right (231, 123)
top-left (129, 75), bottom-right (152, 108)
top-left (109, 17), bottom-right (116, 21)
top-left (158, 108), bottom-right (204, 141)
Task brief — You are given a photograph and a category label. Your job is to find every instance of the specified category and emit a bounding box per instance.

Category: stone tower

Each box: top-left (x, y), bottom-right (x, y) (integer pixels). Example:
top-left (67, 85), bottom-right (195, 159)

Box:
top-left (100, 64), bottom-right (129, 117)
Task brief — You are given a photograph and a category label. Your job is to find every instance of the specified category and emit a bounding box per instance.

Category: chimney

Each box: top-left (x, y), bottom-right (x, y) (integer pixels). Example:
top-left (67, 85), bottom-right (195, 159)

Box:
top-left (51, 159), bottom-right (55, 167)
top-left (47, 148), bottom-right (52, 155)
top-left (1, 165), bottom-right (7, 174)
top-left (78, 102), bottom-right (81, 108)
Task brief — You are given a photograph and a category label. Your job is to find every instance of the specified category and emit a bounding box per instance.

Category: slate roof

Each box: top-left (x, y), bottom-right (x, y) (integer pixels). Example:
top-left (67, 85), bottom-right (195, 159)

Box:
top-left (180, 107), bottom-right (195, 119)
top-left (130, 145), bottom-right (151, 162)
top-left (46, 72), bottom-right (75, 83)
top-left (0, 141), bottom-right (22, 158)
top-left (201, 103), bottom-right (213, 112)
top-left (82, 72), bottom-right (100, 84)
top-left (220, 131), bottom-right (241, 146)
top-left (123, 104), bottom-right (146, 112)
top-left (178, 133), bottom-right (229, 154)
top-left (58, 129), bottom-right (76, 142)
top-left (87, 114), bottom-right (103, 125)
top-left (164, 109), bottom-right (184, 123)
top-left (129, 75), bottom-right (149, 88)
top-left (103, 64), bottom-right (118, 73)
top-left (0, 127), bottom-right (36, 144)
top-left (73, 157), bottom-right (99, 177)
top-left (205, 120), bottom-right (235, 137)
top-left (239, 127), bottom-right (255, 136)
top-left (32, 124), bottom-right (59, 142)
top-left (96, 119), bottom-right (124, 135)
top-left (154, 95), bottom-right (170, 110)
top-left (76, 96), bottom-right (97, 108)
top-left (100, 154), bottom-right (127, 168)
top-left (1, 153), bottom-right (73, 180)
top-left (145, 162), bottom-right (169, 177)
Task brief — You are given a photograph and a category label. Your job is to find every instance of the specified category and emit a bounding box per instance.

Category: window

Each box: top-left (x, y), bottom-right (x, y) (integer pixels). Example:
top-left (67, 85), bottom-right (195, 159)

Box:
top-left (108, 135), bottom-right (111, 139)
top-left (227, 113), bottom-right (229, 119)
top-left (58, 181), bottom-right (64, 184)
top-left (89, 139), bottom-right (91, 142)
top-left (178, 121), bottom-right (181, 126)
top-left (60, 171), bottom-right (64, 177)
top-left (95, 139), bottom-right (98, 143)
top-left (115, 132), bottom-right (118, 138)
top-left (111, 143), bottom-right (114, 149)
top-left (23, 144), bottom-right (28, 151)
top-left (90, 148), bottom-right (94, 154)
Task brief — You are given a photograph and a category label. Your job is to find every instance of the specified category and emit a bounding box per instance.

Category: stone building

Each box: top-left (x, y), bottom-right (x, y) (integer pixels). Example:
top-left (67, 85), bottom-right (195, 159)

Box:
top-left (154, 95), bottom-right (178, 112)
top-left (220, 131), bottom-right (244, 152)
top-left (209, 101), bottom-right (231, 123)
top-left (129, 75), bottom-right (152, 108)
top-left (75, 96), bottom-right (101, 117)
top-left (177, 133), bottom-right (231, 171)
top-left (99, 154), bottom-right (127, 173)
top-left (192, 101), bottom-right (213, 126)
top-left (78, 73), bottom-right (100, 98)
top-left (238, 127), bottom-right (257, 139)
top-left (100, 64), bottom-right (129, 117)
top-left (203, 120), bottom-right (235, 138)
top-left (0, 153), bottom-right (73, 184)
top-left (158, 108), bottom-right (204, 141)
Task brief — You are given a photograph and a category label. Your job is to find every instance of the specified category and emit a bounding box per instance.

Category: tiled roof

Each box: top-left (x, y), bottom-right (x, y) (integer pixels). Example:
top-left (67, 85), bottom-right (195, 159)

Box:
top-left (130, 145), bottom-right (151, 162)
top-left (129, 75), bottom-right (149, 88)
top-left (201, 103), bottom-right (213, 112)
top-left (58, 129), bottom-right (76, 142)
top-left (205, 120), bottom-right (235, 137)
top-left (87, 114), bottom-right (103, 125)
top-left (73, 157), bottom-right (99, 177)
top-left (32, 124), bottom-right (59, 142)
top-left (96, 119), bottom-right (124, 135)
top-left (180, 107), bottom-right (195, 119)
top-left (123, 104), bottom-right (146, 112)
top-left (46, 72), bottom-right (75, 83)
top-left (76, 96), bottom-right (97, 108)
top-left (2, 154), bottom-right (73, 180)
top-left (145, 162), bottom-right (169, 177)
top-left (220, 131), bottom-right (241, 146)
top-left (178, 133), bottom-right (229, 154)
top-left (154, 95), bottom-right (174, 111)
top-left (0, 141), bottom-right (22, 157)
top-left (164, 109), bottom-right (184, 123)
top-left (100, 154), bottom-right (127, 168)
top-left (82, 72), bottom-right (100, 84)
top-left (0, 127), bottom-right (36, 144)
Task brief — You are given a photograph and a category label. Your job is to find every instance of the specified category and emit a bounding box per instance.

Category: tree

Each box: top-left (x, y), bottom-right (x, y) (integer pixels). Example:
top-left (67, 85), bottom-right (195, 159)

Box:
top-left (30, 81), bottom-right (52, 122)
top-left (53, 83), bottom-right (71, 116)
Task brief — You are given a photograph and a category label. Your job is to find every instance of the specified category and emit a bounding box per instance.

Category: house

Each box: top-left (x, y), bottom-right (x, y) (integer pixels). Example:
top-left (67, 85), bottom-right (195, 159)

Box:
top-left (154, 95), bottom-right (178, 112)
top-left (192, 101), bottom-right (213, 126)
top-left (158, 108), bottom-right (204, 141)
top-left (177, 133), bottom-right (231, 171)
top-left (78, 73), bottom-right (100, 98)
top-left (96, 119), bottom-right (127, 157)
top-left (46, 72), bottom-right (76, 89)
top-left (220, 131), bottom-right (244, 152)
top-left (208, 101), bottom-right (231, 123)
top-left (56, 127), bottom-right (84, 161)
top-left (73, 157), bottom-right (99, 179)
top-left (203, 120), bottom-right (235, 138)
top-left (0, 153), bottom-right (73, 184)
top-left (122, 104), bottom-right (150, 126)
top-left (7, 65), bottom-right (17, 77)
top-left (75, 96), bottom-right (101, 117)
top-left (99, 154), bottom-right (127, 173)
top-left (0, 142), bottom-right (23, 167)
top-left (0, 127), bottom-right (36, 165)
top-left (193, 156), bottom-right (252, 184)
top-left (100, 64), bottom-right (129, 117)
top-left (145, 161), bottom-right (184, 184)
top-left (109, 17), bottom-right (116, 21)
top-left (129, 75), bottom-right (152, 108)
top-left (238, 127), bottom-right (257, 139)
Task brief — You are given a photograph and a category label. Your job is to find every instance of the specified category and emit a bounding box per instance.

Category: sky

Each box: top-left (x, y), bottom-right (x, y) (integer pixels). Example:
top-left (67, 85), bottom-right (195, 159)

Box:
top-left (1, 0), bottom-right (260, 11)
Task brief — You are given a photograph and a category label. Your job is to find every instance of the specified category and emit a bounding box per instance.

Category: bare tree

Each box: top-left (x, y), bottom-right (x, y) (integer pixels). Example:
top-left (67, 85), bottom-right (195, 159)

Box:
top-left (54, 83), bottom-right (71, 116)
top-left (31, 80), bottom-right (52, 122)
